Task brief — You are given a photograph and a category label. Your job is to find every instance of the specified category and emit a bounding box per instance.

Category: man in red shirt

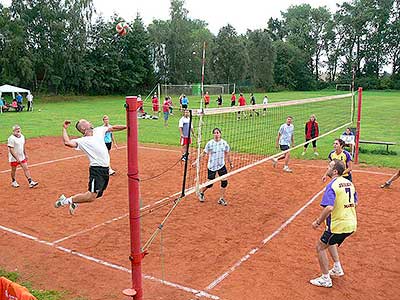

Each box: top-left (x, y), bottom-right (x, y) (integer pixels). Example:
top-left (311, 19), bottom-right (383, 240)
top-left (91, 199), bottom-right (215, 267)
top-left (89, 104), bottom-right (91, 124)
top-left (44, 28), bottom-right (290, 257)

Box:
top-left (204, 91), bottom-right (210, 108)
top-left (231, 92), bottom-right (236, 106)
top-left (237, 93), bottom-right (247, 120)
top-left (152, 93), bottom-right (159, 118)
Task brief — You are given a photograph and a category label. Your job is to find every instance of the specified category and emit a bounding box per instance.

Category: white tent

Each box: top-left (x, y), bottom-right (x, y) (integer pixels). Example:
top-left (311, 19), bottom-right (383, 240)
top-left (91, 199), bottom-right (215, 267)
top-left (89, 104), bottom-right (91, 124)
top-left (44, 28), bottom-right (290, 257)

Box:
top-left (0, 84), bottom-right (31, 113)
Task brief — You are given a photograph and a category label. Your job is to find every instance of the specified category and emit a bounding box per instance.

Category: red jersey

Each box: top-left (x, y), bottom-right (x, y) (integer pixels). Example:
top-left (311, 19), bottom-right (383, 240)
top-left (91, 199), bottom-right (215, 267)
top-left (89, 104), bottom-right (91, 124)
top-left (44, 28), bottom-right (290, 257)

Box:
top-left (305, 120), bottom-right (319, 139)
top-left (231, 94), bottom-right (236, 102)
top-left (162, 101), bottom-right (169, 113)
top-left (238, 96), bottom-right (246, 106)
top-left (152, 97), bottom-right (159, 106)
top-left (204, 94), bottom-right (210, 104)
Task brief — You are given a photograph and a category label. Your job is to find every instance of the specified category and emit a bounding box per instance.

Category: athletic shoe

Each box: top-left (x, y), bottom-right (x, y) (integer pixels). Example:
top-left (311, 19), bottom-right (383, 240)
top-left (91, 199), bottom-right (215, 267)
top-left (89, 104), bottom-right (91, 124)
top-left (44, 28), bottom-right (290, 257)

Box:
top-left (301, 151), bottom-right (306, 156)
top-left (329, 268), bottom-right (344, 277)
top-left (272, 158), bottom-right (278, 168)
top-left (69, 203), bottom-right (78, 215)
top-left (29, 180), bottom-right (38, 188)
top-left (217, 198), bottom-right (228, 206)
top-left (54, 194), bottom-right (67, 208)
top-left (309, 275), bottom-right (332, 288)
top-left (109, 168), bottom-right (116, 176)
top-left (11, 181), bottom-right (20, 188)
top-left (314, 152), bottom-right (319, 156)
top-left (283, 166), bottom-right (293, 173)
top-left (380, 181), bottom-right (391, 188)
top-left (198, 192), bottom-right (205, 202)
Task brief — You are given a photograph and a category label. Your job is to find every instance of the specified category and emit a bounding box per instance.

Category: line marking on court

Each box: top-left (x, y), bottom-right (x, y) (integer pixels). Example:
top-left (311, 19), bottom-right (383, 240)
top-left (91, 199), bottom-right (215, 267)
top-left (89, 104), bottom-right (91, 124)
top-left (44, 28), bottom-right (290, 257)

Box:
top-left (0, 145), bottom-right (181, 174)
top-left (292, 162), bottom-right (393, 176)
top-left (0, 224), bottom-right (219, 299)
top-left (51, 213), bottom-right (129, 244)
top-left (205, 188), bottom-right (325, 291)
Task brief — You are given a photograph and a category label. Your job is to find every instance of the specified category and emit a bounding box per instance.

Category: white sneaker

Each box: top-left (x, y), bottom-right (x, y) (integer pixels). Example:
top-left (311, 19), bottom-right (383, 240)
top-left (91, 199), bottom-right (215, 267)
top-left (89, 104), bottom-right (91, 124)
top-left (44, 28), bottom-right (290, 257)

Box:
top-left (310, 275), bottom-right (332, 288)
top-left (55, 194), bottom-right (67, 208)
top-left (329, 268), bottom-right (344, 277)
top-left (314, 152), bottom-right (319, 156)
top-left (271, 158), bottom-right (278, 168)
top-left (69, 203), bottom-right (78, 215)
top-left (29, 180), bottom-right (38, 188)
top-left (11, 181), bottom-right (20, 188)
top-left (198, 192), bottom-right (205, 203)
top-left (109, 168), bottom-right (116, 176)
top-left (301, 151), bottom-right (306, 156)
top-left (283, 166), bottom-right (293, 173)
top-left (218, 198), bottom-right (228, 206)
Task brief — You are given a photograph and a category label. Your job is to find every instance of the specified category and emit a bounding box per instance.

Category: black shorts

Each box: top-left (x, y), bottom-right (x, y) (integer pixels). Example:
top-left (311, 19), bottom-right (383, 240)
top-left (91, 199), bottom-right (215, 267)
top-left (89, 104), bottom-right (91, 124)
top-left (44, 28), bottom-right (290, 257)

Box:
top-left (105, 142), bottom-right (112, 151)
top-left (304, 138), bottom-right (317, 148)
top-left (182, 104), bottom-right (188, 109)
top-left (280, 145), bottom-right (290, 151)
top-left (207, 165), bottom-right (228, 188)
top-left (320, 231), bottom-right (353, 247)
top-left (88, 166), bottom-right (110, 198)
top-left (231, 101), bottom-right (236, 106)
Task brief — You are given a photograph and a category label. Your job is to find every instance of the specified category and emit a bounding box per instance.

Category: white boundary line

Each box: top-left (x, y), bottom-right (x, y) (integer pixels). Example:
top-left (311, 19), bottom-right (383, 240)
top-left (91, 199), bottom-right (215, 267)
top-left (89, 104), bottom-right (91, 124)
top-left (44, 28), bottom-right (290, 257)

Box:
top-left (0, 224), bottom-right (219, 300)
top-left (205, 188), bottom-right (325, 291)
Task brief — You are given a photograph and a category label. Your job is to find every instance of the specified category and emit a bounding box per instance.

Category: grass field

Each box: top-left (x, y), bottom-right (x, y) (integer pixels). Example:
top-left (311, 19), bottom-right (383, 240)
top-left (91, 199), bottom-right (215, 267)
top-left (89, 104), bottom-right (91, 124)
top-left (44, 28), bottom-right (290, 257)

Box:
top-left (0, 90), bottom-right (399, 168)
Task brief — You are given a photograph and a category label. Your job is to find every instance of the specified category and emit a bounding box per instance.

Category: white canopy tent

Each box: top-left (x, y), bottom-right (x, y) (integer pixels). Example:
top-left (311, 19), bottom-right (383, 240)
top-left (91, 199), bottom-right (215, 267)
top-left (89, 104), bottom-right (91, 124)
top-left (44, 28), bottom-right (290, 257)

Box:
top-left (0, 84), bottom-right (31, 113)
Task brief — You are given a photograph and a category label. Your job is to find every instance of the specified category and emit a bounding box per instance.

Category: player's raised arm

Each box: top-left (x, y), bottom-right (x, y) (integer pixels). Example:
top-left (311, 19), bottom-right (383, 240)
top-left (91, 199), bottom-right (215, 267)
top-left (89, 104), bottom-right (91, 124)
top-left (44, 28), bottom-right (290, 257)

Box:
top-left (108, 125), bottom-right (127, 132)
top-left (62, 120), bottom-right (78, 148)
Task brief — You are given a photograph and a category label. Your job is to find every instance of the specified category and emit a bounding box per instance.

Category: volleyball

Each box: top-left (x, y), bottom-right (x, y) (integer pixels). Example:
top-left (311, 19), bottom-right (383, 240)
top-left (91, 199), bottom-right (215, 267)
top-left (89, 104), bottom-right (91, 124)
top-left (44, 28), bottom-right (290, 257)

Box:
top-left (116, 22), bottom-right (129, 36)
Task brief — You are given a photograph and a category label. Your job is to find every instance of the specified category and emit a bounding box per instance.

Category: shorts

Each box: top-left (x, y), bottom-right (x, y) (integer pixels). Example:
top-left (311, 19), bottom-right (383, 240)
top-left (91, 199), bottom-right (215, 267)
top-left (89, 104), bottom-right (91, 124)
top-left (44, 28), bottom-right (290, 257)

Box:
top-left (182, 104), bottom-right (188, 109)
top-left (207, 165), bottom-right (228, 188)
top-left (320, 230), bottom-right (353, 246)
top-left (163, 112), bottom-right (169, 121)
top-left (231, 101), bottom-right (236, 106)
top-left (304, 138), bottom-right (317, 148)
top-left (343, 173), bottom-right (353, 182)
top-left (105, 142), bottom-right (112, 151)
top-left (10, 159), bottom-right (27, 167)
top-left (152, 105), bottom-right (159, 112)
top-left (88, 166), bottom-right (110, 198)
top-left (280, 145), bottom-right (290, 151)
top-left (180, 137), bottom-right (192, 146)
top-left (205, 101), bottom-right (210, 105)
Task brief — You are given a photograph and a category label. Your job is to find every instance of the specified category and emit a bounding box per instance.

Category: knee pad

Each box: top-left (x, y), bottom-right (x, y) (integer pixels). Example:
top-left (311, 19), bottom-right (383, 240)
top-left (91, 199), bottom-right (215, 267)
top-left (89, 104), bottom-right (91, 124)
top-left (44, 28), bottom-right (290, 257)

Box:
top-left (221, 180), bottom-right (228, 188)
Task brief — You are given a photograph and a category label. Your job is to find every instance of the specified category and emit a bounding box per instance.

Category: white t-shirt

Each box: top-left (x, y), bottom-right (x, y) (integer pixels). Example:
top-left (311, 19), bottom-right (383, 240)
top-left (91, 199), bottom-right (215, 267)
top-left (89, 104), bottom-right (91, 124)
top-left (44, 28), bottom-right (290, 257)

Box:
top-left (8, 134), bottom-right (26, 162)
top-left (72, 127), bottom-right (110, 167)
top-left (263, 96), bottom-right (268, 105)
top-left (179, 116), bottom-right (193, 137)
top-left (27, 94), bottom-right (33, 102)
top-left (278, 123), bottom-right (294, 146)
top-left (204, 139), bottom-right (230, 172)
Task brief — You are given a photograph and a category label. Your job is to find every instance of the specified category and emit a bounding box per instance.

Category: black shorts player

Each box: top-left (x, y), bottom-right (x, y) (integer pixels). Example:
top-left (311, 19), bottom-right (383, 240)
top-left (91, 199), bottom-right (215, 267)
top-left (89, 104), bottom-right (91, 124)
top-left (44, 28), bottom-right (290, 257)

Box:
top-left (88, 166), bottom-right (110, 198)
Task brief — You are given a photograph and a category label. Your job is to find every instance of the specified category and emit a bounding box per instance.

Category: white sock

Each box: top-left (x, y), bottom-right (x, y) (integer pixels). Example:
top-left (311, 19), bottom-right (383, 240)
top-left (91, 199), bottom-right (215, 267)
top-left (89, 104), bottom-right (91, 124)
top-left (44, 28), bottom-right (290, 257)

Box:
top-left (334, 261), bottom-right (342, 270)
top-left (61, 197), bottom-right (73, 205)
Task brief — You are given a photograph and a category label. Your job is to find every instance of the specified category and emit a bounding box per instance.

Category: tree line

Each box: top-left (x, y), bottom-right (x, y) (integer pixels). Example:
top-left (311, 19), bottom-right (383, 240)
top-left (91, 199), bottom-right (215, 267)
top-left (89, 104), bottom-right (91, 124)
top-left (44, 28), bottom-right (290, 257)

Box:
top-left (0, 0), bottom-right (399, 95)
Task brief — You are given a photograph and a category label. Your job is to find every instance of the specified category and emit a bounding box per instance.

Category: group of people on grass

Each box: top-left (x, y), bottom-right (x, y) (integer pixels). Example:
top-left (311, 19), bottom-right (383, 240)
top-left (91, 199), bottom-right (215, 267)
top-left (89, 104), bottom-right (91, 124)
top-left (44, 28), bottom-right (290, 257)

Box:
top-left (0, 93), bottom-right (34, 112)
top-left (7, 99), bottom-right (399, 291)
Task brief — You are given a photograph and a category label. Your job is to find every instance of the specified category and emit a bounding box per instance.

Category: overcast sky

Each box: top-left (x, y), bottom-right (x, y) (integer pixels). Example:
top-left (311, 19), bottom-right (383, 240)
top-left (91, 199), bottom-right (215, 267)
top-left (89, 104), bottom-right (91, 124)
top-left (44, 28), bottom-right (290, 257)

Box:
top-left (1, 0), bottom-right (346, 34)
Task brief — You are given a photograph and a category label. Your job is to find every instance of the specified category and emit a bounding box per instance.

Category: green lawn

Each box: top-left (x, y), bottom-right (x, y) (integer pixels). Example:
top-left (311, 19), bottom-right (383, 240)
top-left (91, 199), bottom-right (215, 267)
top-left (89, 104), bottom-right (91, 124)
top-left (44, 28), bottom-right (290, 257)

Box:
top-left (0, 90), bottom-right (398, 168)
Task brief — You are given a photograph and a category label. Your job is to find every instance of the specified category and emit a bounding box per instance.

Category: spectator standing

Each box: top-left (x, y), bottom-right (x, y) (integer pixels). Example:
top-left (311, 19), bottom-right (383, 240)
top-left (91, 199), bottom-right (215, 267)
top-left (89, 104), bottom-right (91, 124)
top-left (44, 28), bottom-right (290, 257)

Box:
top-left (262, 95), bottom-right (269, 115)
top-left (26, 93), bottom-right (33, 112)
top-left (216, 94), bottom-right (223, 107)
top-left (302, 114), bottom-right (319, 156)
top-left (231, 92), bottom-right (236, 107)
top-left (204, 91), bottom-right (210, 108)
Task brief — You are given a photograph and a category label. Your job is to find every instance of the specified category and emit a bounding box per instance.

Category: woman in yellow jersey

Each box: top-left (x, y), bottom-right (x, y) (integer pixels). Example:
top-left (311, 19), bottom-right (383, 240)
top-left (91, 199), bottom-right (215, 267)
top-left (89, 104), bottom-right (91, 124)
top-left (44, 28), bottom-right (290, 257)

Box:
top-left (310, 159), bottom-right (358, 288)
top-left (322, 139), bottom-right (353, 182)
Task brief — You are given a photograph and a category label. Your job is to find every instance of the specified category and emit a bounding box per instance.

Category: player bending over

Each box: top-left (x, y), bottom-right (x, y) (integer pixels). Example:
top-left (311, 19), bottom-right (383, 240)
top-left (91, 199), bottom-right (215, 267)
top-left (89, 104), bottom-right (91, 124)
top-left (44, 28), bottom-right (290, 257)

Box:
top-left (54, 119), bottom-right (126, 215)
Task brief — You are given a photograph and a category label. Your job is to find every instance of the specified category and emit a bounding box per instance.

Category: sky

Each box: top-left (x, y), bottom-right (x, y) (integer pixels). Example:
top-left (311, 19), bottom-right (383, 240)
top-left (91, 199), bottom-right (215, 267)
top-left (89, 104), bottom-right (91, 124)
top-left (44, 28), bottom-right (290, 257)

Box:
top-left (1, 0), bottom-right (346, 34)
top-left (92, 0), bottom-right (346, 34)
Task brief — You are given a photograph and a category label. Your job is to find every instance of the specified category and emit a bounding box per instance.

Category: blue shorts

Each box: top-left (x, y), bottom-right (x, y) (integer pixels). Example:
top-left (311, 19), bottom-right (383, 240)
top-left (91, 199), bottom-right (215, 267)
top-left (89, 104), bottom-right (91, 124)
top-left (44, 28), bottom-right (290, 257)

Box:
top-left (163, 112), bottom-right (169, 121)
top-left (280, 145), bottom-right (290, 151)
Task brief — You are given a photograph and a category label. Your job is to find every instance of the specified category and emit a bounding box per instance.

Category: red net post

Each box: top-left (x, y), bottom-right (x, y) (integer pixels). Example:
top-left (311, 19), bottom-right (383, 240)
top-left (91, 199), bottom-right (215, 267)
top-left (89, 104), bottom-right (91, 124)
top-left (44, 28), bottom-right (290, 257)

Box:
top-left (354, 88), bottom-right (362, 164)
top-left (125, 96), bottom-right (143, 299)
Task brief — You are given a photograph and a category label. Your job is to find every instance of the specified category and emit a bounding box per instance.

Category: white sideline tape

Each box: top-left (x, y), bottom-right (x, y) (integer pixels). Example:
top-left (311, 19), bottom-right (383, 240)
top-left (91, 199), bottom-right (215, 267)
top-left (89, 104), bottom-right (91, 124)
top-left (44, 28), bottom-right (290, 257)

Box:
top-left (0, 224), bottom-right (219, 299)
top-left (205, 188), bottom-right (325, 291)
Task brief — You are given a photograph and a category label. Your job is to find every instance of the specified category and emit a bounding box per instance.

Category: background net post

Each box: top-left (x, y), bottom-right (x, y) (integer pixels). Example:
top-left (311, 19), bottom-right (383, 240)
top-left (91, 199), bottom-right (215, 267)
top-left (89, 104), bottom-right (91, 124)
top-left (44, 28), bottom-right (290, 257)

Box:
top-left (354, 87), bottom-right (363, 164)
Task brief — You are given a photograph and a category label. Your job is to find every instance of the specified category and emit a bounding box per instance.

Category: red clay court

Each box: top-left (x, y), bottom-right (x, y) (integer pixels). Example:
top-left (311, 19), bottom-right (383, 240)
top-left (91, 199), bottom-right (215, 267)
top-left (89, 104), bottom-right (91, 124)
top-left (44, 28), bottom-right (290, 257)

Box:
top-left (0, 137), bottom-right (398, 300)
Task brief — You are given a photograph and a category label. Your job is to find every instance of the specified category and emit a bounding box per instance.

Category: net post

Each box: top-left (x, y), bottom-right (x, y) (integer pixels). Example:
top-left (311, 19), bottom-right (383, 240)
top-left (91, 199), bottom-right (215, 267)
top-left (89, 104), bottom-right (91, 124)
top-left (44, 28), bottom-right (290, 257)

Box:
top-left (125, 96), bottom-right (143, 300)
top-left (354, 88), bottom-right (363, 164)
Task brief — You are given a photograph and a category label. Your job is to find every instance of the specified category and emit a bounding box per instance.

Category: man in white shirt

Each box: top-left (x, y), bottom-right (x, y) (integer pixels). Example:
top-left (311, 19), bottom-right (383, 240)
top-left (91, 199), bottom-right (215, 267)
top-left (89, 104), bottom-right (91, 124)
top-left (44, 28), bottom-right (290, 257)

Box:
top-left (194, 128), bottom-right (233, 206)
top-left (26, 93), bottom-right (33, 111)
top-left (7, 125), bottom-right (39, 188)
top-left (272, 116), bottom-right (295, 173)
top-left (54, 119), bottom-right (126, 215)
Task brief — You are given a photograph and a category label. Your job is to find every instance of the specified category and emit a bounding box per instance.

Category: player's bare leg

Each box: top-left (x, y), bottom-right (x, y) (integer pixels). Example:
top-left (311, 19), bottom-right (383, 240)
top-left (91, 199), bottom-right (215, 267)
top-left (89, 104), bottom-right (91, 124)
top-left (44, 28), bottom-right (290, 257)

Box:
top-left (328, 244), bottom-right (344, 276)
top-left (381, 170), bottom-right (400, 188)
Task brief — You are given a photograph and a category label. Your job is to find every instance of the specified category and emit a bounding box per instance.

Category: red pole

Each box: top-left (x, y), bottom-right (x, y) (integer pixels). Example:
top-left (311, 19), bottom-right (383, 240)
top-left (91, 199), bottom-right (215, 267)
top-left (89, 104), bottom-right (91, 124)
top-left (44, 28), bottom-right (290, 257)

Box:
top-left (354, 87), bottom-right (362, 164)
top-left (125, 96), bottom-right (143, 299)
